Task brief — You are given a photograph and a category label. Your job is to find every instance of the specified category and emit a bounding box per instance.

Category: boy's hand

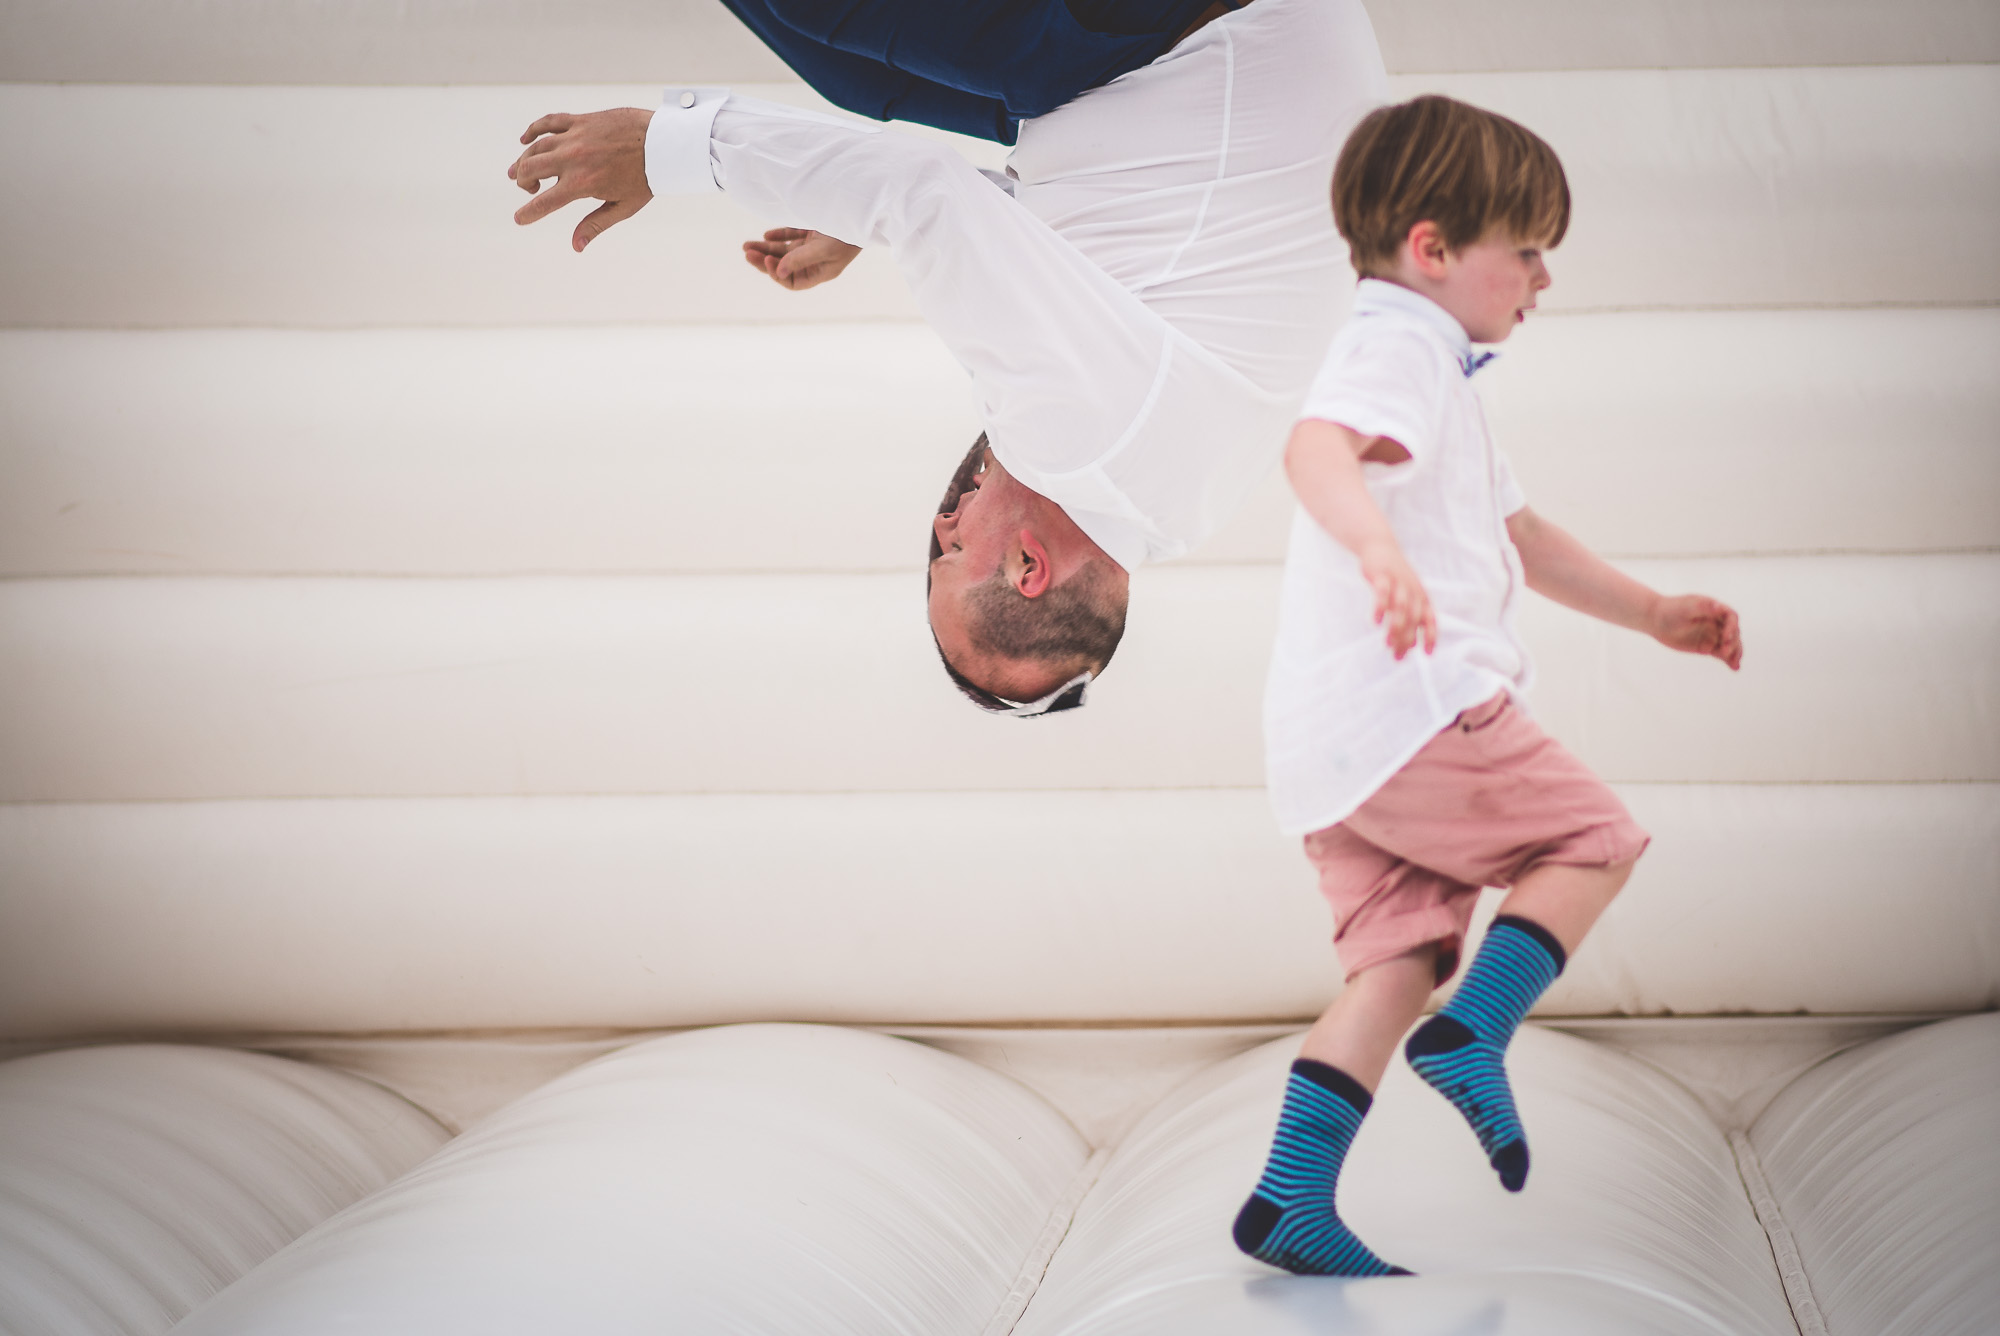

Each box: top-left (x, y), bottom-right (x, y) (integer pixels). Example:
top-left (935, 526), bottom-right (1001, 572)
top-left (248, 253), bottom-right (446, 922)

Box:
top-left (1360, 538), bottom-right (1436, 659)
top-left (1649, 594), bottom-right (1743, 670)
top-left (742, 228), bottom-right (862, 291)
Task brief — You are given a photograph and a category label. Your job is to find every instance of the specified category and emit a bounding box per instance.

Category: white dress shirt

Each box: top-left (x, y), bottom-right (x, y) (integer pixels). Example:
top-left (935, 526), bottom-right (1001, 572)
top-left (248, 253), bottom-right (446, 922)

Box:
top-left (1264, 279), bottom-right (1535, 836)
top-left (644, 0), bottom-right (1387, 570)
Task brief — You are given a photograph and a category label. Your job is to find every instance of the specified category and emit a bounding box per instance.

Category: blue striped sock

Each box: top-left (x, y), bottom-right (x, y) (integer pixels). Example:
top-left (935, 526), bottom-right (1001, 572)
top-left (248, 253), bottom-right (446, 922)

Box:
top-left (1232, 1060), bottom-right (1410, 1276)
top-left (1405, 915), bottom-right (1565, 1192)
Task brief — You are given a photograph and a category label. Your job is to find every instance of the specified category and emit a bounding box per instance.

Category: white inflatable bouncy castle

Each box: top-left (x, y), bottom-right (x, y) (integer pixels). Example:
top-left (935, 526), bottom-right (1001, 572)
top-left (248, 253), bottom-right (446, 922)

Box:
top-left (2, 2), bottom-right (1997, 1333)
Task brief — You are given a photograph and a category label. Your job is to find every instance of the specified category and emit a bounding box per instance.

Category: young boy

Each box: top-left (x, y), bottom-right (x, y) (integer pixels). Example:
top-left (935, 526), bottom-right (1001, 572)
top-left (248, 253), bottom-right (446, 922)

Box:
top-left (1233, 95), bottom-right (1743, 1277)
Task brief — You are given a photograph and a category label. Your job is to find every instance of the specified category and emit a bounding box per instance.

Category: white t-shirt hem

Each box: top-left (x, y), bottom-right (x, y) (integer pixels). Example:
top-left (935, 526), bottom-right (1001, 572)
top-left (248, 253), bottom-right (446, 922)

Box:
top-left (1271, 670), bottom-right (1519, 838)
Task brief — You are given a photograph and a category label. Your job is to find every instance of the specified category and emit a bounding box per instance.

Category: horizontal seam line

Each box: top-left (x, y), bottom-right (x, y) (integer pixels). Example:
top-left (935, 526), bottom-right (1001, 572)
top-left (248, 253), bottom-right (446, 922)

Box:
top-left (3, 549), bottom-right (1996, 581)
top-left (1, 302), bottom-right (1996, 335)
top-left (1, 780), bottom-right (1994, 808)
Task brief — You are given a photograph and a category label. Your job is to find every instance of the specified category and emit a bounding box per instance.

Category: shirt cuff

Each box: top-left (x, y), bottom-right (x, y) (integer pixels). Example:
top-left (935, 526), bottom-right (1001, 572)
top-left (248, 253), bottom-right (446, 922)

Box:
top-left (645, 87), bottom-right (730, 195)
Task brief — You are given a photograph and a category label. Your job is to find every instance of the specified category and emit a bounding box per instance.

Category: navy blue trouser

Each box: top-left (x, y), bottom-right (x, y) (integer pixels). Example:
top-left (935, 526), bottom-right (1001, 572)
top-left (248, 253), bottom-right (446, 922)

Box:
top-left (718, 0), bottom-right (1220, 144)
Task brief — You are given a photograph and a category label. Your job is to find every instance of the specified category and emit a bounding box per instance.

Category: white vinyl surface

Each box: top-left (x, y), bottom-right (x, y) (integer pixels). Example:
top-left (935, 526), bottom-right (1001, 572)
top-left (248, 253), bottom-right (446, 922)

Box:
top-left (149, 1019), bottom-right (1999, 1336)
top-left (4, 69), bottom-right (1994, 327)
top-left (1, 8), bottom-right (1994, 1332)
top-left (2, 785), bottom-right (1992, 1036)
top-left (0, 1045), bottom-right (446, 1336)
top-left (4, 310), bottom-right (1994, 578)
top-left (173, 1025), bottom-right (1091, 1336)
top-left (1015, 1027), bottom-right (1795, 1336)
top-left (1747, 1012), bottom-right (2000, 1336)
top-left (10, 1021), bottom-right (1994, 1336)
top-left (0, 557), bottom-right (1991, 802)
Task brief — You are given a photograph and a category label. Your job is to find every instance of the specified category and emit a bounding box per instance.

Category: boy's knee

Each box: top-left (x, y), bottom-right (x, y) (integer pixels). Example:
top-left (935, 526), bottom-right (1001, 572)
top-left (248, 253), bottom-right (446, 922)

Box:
top-left (1600, 853), bottom-right (1642, 895)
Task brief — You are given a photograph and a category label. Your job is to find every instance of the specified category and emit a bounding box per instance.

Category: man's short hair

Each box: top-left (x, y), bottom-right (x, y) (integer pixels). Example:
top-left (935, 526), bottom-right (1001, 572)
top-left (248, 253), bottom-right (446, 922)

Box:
top-left (1332, 94), bottom-right (1570, 279)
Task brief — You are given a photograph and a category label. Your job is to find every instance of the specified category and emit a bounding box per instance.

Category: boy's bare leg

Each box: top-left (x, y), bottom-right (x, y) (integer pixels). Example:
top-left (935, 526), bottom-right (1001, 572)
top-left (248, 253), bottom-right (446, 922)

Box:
top-left (1234, 945), bottom-right (1435, 1276)
top-left (1406, 856), bottom-right (1640, 1192)
top-left (1298, 945), bottom-right (1439, 1090)
top-left (1494, 857), bottom-right (1637, 955)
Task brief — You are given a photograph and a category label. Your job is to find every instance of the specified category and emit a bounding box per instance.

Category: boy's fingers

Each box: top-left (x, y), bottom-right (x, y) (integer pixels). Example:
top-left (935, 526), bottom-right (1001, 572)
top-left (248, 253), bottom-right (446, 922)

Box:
top-left (1388, 599), bottom-right (1414, 656)
top-left (1704, 603), bottom-right (1739, 667)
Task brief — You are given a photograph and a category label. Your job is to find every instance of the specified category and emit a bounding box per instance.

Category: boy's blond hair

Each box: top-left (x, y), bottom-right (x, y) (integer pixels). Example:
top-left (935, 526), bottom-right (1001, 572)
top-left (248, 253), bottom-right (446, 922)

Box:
top-left (1333, 95), bottom-right (1570, 279)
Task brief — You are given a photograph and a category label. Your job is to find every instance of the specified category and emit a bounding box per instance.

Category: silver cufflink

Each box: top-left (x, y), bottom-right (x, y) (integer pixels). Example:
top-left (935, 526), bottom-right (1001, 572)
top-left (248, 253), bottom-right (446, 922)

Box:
top-left (678, 91), bottom-right (697, 109)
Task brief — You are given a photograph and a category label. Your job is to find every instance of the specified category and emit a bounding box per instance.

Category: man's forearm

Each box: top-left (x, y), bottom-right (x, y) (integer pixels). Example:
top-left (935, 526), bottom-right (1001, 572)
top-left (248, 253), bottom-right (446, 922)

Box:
top-left (1509, 508), bottom-right (1659, 632)
top-left (654, 91), bottom-right (1167, 471)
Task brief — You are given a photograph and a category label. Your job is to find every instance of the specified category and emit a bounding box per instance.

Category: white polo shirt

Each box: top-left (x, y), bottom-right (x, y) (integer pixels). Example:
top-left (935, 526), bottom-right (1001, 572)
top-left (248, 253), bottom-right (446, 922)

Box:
top-left (1264, 279), bottom-right (1534, 836)
top-left (643, 0), bottom-right (1387, 569)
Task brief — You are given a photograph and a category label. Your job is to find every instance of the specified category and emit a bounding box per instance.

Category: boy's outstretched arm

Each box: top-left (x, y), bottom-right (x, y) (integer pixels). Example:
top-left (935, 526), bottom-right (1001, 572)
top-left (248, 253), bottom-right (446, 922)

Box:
top-left (1286, 419), bottom-right (1436, 658)
top-left (1506, 507), bottom-right (1743, 670)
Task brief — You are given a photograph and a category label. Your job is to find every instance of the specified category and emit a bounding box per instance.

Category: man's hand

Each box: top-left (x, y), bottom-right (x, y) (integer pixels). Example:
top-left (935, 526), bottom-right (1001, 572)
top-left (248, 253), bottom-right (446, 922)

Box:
top-left (1649, 594), bottom-right (1743, 670)
top-left (1359, 537), bottom-right (1437, 659)
top-left (509, 108), bottom-right (655, 252)
top-left (742, 228), bottom-right (862, 291)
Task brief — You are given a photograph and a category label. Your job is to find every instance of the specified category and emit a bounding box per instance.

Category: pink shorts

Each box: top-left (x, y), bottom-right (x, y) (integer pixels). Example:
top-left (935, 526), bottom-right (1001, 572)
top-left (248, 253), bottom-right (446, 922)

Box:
top-left (1302, 692), bottom-right (1650, 985)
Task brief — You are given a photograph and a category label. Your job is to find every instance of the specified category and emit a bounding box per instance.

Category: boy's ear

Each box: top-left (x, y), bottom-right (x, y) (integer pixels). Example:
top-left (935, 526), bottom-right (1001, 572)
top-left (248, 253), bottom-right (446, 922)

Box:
top-left (1405, 220), bottom-right (1450, 279)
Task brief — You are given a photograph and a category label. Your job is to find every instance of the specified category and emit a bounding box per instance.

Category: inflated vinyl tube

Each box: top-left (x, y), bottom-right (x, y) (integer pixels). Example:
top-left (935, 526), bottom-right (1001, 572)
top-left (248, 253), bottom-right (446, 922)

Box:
top-left (0, 1045), bottom-right (448, 1336)
top-left (1746, 1012), bottom-right (2000, 1336)
top-left (1013, 1027), bottom-right (1795, 1336)
top-left (175, 1024), bottom-right (1091, 1336)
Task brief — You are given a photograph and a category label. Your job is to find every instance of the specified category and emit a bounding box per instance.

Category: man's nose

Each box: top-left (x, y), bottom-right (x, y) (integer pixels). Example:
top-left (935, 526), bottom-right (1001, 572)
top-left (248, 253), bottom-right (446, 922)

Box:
top-left (933, 510), bottom-right (957, 546)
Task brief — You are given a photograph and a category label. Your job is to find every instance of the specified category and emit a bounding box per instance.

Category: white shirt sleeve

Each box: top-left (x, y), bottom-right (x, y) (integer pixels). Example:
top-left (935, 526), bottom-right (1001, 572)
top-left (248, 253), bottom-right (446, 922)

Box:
top-left (645, 90), bottom-right (1173, 483)
top-left (1495, 447), bottom-right (1528, 516)
top-left (645, 88), bottom-right (730, 194)
top-left (1297, 329), bottom-right (1443, 466)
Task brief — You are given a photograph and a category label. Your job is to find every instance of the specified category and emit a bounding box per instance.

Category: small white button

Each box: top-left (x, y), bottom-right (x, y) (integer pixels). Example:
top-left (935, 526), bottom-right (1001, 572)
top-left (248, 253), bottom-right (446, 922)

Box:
top-left (678, 91), bottom-right (697, 109)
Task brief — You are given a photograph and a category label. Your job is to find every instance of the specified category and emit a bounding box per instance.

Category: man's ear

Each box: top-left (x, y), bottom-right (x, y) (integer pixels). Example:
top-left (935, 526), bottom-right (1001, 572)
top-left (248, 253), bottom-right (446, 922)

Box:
top-left (1405, 220), bottom-right (1449, 279)
top-left (1014, 529), bottom-right (1053, 599)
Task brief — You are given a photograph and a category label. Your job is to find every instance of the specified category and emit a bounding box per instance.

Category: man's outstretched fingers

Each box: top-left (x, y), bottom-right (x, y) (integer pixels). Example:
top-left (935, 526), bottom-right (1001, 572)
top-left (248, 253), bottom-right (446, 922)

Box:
top-left (574, 198), bottom-right (642, 252)
top-left (515, 182), bottom-right (582, 227)
top-left (509, 140), bottom-right (561, 192)
top-left (508, 106), bottom-right (653, 238)
top-left (519, 113), bottom-right (575, 145)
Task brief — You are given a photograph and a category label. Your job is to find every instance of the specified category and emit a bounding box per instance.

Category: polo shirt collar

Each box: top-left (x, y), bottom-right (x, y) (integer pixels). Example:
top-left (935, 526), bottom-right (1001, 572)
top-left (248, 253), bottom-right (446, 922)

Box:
top-left (1353, 279), bottom-right (1492, 375)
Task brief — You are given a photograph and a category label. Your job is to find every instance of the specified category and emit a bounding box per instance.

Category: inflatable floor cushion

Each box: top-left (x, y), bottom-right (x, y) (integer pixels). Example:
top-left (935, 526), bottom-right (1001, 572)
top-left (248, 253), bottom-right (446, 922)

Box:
top-left (3, 1013), bottom-right (1995, 1336)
